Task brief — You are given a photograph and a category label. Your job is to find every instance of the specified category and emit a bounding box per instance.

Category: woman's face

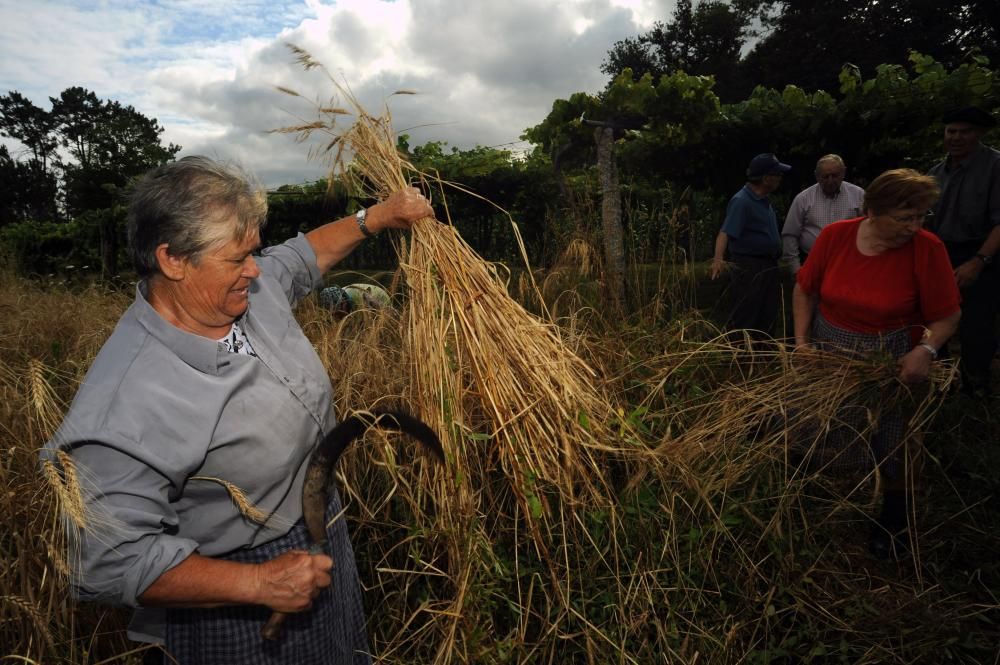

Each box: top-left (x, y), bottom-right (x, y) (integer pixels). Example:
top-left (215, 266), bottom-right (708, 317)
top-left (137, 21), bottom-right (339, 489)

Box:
top-left (177, 226), bottom-right (261, 332)
top-left (869, 207), bottom-right (928, 248)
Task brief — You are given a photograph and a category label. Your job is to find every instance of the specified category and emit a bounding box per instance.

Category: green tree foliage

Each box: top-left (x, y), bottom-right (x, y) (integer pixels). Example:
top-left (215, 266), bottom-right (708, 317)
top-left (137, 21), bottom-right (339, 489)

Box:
top-left (405, 137), bottom-right (559, 265)
top-left (526, 69), bottom-right (722, 192)
top-left (525, 69), bottom-right (723, 290)
top-left (0, 87), bottom-right (180, 274)
top-left (0, 91), bottom-right (61, 223)
top-left (0, 216), bottom-right (102, 275)
top-left (264, 181), bottom-right (402, 271)
top-left (50, 87), bottom-right (181, 216)
top-left (0, 145), bottom-right (60, 225)
top-left (529, 52), bottom-right (1000, 262)
top-left (0, 91), bottom-right (59, 170)
top-left (607, 1), bottom-right (1000, 101)
top-left (741, 0), bottom-right (998, 94)
top-left (602, 0), bottom-right (753, 101)
top-left (1, 86), bottom-right (181, 219)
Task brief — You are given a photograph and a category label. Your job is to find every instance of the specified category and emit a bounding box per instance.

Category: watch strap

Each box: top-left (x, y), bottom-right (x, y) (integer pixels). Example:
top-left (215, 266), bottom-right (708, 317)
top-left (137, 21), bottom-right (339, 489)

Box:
top-left (356, 208), bottom-right (377, 239)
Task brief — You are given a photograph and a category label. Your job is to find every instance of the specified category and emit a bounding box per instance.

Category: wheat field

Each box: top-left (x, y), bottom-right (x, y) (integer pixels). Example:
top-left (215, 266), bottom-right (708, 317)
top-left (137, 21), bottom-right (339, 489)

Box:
top-left (3, 250), bottom-right (999, 663)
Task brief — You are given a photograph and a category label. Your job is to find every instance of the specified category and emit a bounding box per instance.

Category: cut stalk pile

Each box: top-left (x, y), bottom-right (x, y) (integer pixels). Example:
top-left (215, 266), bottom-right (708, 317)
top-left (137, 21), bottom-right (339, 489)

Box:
top-left (275, 44), bottom-right (632, 662)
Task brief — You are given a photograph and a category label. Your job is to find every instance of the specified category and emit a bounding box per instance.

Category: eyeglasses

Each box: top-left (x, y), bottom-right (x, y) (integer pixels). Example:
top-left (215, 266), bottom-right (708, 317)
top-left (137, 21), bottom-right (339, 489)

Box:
top-left (888, 211), bottom-right (934, 225)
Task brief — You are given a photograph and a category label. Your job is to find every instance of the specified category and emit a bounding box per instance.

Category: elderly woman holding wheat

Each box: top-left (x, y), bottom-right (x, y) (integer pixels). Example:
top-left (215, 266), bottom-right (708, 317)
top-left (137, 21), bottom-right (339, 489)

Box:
top-left (42, 155), bottom-right (431, 664)
top-left (792, 168), bottom-right (961, 559)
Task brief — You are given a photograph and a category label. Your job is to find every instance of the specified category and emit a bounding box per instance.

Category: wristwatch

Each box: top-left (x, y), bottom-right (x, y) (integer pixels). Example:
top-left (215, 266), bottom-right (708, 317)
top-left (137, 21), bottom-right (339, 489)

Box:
top-left (975, 253), bottom-right (993, 266)
top-left (356, 208), bottom-right (377, 239)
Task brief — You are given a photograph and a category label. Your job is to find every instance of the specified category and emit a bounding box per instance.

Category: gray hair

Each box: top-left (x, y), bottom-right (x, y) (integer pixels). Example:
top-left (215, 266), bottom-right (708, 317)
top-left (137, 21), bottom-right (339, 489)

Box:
top-left (815, 154), bottom-right (846, 173)
top-left (127, 156), bottom-right (268, 278)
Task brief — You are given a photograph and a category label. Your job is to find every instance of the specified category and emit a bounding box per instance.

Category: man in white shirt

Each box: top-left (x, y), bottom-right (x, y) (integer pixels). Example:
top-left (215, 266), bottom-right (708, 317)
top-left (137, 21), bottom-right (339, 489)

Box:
top-left (781, 154), bottom-right (865, 274)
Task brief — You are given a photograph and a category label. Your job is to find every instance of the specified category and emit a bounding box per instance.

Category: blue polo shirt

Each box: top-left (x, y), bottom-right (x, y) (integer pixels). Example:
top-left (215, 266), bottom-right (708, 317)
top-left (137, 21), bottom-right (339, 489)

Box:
top-left (722, 184), bottom-right (780, 258)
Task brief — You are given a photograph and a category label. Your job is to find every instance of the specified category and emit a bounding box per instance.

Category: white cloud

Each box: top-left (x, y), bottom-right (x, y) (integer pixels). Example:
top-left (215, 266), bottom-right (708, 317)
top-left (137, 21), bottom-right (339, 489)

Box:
top-left (0, 0), bottom-right (672, 186)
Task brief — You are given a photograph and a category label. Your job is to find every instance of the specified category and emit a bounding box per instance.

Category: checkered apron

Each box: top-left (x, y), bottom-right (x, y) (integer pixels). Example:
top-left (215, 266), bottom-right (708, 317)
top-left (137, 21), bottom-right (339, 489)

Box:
top-left (162, 488), bottom-right (371, 665)
top-left (809, 312), bottom-right (908, 479)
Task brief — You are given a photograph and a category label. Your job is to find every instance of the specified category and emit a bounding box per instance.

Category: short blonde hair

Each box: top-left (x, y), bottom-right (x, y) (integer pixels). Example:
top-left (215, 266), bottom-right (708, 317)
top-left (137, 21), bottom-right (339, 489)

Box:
top-left (863, 168), bottom-right (940, 216)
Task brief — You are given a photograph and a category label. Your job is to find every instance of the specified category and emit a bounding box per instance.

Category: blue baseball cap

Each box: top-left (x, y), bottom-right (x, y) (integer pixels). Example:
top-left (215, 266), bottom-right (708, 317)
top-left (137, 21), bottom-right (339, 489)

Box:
top-left (747, 153), bottom-right (792, 178)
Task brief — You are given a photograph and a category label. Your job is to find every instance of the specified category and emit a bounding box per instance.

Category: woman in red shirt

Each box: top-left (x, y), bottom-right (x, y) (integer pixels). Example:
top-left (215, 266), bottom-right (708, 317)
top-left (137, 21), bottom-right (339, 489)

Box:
top-left (792, 168), bottom-right (961, 559)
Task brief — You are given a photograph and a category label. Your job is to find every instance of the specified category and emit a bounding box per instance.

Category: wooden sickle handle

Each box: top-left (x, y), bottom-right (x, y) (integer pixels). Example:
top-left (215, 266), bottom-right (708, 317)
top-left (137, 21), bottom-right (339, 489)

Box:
top-left (260, 543), bottom-right (329, 641)
top-left (261, 611), bottom-right (289, 641)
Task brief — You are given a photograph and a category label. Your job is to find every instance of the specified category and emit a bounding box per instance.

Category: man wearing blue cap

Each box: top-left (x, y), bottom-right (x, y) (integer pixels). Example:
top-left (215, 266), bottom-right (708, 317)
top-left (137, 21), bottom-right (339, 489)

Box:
top-left (711, 152), bottom-right (792, 339)
top-left (927, 105), bottom-right (1000, 398)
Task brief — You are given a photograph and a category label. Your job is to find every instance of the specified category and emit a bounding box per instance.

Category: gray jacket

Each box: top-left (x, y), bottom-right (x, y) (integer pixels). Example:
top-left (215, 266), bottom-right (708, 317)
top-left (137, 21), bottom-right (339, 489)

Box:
top-left (43, 234), bottom-right (334, 609)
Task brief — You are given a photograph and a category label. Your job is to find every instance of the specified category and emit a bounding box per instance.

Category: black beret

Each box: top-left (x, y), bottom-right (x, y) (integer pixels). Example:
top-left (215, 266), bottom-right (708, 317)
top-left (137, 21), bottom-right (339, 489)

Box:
top-left (942, 106), bottom-right (997, 128)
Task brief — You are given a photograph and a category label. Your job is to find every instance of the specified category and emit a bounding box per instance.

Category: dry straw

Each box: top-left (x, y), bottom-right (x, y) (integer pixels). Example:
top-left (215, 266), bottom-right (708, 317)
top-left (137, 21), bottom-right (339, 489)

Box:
top-left (190, 476), bottom-right (272, 525)
top-left (26, 358), bottom-right (64, 441)
top-left (275, 43), bottom-right (632, 662)
top-left (0, 211), bottom-right (986, 662)
top-left (274, 45), bottom-right (625, 510)
top-left (40, 452), bottom-right (87, 531)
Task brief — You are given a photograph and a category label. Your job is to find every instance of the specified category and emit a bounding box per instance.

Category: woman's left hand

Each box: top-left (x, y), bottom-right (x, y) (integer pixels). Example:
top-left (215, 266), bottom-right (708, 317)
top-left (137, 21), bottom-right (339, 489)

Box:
top-left (366, 187), bottom-right (434, 234)
top-left (897, 346), bottom-right (933, 384)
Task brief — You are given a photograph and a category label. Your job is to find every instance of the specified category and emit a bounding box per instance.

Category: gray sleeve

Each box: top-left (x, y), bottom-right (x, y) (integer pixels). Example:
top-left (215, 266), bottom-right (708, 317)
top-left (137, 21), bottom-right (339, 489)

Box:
top-left (56, 440), bottom-right (199, 607)
top-left (782, 194), bottom-right (806, 271)
top-left (255, 233), bottom-right (323, 305)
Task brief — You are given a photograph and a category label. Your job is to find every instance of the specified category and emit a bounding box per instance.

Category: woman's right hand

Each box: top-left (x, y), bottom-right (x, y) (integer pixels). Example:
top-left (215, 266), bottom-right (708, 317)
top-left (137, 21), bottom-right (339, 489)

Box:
top-left (254, 549), bottom-right (333, 612)
top-left (368, 187), bottom-right (435, 233)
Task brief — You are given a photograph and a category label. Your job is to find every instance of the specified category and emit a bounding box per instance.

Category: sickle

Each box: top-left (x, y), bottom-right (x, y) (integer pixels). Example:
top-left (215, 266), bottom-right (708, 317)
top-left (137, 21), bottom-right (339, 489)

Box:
top-left (261, 410), bottom-right (444, 641)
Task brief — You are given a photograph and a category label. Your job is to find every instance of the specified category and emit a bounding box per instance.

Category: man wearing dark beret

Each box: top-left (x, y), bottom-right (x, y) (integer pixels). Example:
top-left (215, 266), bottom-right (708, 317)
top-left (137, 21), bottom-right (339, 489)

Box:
top-left (927, 106), bottom-right (1000, 398)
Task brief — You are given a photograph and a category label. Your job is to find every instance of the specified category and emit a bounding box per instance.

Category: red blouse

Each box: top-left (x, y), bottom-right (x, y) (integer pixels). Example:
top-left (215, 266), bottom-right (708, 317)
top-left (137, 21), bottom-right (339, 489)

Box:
top-left (797, 217), bottom-right (960, 341)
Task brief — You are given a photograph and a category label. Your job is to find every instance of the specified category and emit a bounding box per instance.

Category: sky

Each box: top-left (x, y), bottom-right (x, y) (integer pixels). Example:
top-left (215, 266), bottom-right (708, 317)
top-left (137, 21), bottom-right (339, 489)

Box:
top-left (0, 0), bottom-right (675, 187)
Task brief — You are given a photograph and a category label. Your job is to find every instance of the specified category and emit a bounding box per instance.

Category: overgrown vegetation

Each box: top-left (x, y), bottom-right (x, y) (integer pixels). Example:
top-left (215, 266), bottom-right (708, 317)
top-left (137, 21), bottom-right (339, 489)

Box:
top-left (3, 6), bottom-right (1000, 661)
top-left (3, 250), bottom-right (998, 662)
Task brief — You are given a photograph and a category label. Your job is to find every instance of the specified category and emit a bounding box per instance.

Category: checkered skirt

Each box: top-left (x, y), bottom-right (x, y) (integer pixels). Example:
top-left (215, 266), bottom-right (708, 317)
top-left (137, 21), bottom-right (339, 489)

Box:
top-left (809, 312), bottom-right (909, 479)
top-left (163, 488), bottom-right (371, 665)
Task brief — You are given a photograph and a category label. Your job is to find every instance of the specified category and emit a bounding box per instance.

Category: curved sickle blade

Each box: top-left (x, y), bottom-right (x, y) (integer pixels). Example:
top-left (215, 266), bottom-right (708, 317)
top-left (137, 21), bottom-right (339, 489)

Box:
top-left (261, 410), bottom-right (443, 641)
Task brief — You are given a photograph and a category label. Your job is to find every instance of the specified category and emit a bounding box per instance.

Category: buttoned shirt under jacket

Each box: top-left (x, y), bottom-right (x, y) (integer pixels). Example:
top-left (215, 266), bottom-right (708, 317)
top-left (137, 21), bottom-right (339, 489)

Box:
top-left (781, 181), bottom-right (865, 273)
top-left (45, 234), bottom-right (334, 610)
top-left (927, 142), bottom-right (1000, 247)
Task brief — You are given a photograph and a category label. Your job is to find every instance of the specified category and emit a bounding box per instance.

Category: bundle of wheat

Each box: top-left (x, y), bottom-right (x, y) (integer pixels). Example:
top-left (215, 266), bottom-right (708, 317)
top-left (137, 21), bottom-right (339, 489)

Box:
top-left (643, 336), bottom-right (956, 573)
top-left (274, 44), bottom-right (632, 663)
top-left (646, 337), bottom-right (956, 467)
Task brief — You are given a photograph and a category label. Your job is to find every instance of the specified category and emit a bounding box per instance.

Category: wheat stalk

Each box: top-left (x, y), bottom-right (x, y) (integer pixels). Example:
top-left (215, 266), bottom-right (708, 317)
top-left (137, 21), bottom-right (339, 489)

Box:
top-left (190, 476), bottom-right (271, 524)
top-left (1, 594), bottom-right (57, 654)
